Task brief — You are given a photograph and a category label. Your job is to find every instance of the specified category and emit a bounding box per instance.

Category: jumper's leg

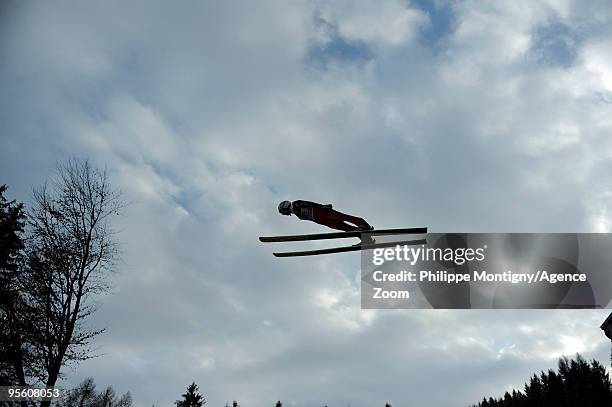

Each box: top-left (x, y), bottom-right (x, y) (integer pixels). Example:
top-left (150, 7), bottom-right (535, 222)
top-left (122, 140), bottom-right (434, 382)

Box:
top-left (312, 216), bottom-right (357, 231)
top-left (312, 208), bottom-right (374, 236)
top-left (333, 213), bottom-right (372, 230)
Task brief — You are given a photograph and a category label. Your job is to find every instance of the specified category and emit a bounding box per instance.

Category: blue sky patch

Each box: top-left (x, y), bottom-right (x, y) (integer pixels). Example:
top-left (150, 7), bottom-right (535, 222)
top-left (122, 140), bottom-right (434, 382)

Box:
top-left (411, 0), bottom-right (455, 48)
top-left (531, 19), bottom-right (581, 68)
top-left (305, 13), bottom-right (373, 69)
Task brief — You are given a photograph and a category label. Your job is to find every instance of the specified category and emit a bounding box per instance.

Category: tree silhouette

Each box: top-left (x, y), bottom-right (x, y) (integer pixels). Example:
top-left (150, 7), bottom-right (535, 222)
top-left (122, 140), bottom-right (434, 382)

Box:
top-left (62, 377), bottom-right (132, 407)
top-left (469, 354), bottom-right (612, 406)
top-left (0, 160), bottom-right (124, 407)
top-left (176, 382), bottom-right (205, 407)
top-left (0, 185), bottom-right (28, 387)
top-left (524, 374), bottom-right (543, 405)
top-left (0, 185), bottom-right (25, 286)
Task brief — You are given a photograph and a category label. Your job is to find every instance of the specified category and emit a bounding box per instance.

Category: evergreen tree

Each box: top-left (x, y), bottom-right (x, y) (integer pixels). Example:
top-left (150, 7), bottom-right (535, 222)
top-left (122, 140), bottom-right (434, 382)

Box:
top-left (502, 391), bottom-right (512, 407)
top-left (524, 374), bottom-right (543, 406)
top-left (0, 185), bottom-right (25, 279)
top-left (469, 354), bottom-right (612, 406)
top-left (0, 185), bottom-right (28, 386)
top-left (176, 382), bottom-right (205, 407)
top-left (587, 359), bottom-right (612, 406)
top-left (541, 369), bottom-right (563, 406)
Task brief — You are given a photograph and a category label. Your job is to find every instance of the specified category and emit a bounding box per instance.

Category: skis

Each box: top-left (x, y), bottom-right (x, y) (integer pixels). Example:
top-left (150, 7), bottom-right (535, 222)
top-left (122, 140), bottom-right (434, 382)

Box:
top-left (272, 238), bottom-right (427, 257)
top-left (259, 227), bottom-right (427, 242)
top-left (259, 227), bottom-right (428, 257)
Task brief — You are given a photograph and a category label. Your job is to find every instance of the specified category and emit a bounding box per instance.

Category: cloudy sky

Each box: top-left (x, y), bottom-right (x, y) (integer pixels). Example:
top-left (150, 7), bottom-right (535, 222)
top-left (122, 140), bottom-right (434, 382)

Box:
top-left (2, 0), bottom-right (612, 406)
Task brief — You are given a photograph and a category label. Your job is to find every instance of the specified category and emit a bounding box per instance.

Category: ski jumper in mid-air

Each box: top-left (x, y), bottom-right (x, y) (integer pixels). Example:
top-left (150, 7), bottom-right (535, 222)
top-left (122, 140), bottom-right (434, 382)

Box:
top-left (261, 201), bottom-right (426, 257)
top-left (278, 200), bottom-right (373, 232)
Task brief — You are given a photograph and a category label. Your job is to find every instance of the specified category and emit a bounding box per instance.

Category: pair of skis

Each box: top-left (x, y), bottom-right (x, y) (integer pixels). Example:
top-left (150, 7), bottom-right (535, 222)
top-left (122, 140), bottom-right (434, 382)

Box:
top-left (259, 227), bottom-right (428, 257)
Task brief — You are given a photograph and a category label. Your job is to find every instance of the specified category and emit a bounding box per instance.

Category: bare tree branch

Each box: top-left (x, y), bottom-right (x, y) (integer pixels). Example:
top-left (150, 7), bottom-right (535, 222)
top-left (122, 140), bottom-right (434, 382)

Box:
top-left (13, 158), bottom-right (124, 399)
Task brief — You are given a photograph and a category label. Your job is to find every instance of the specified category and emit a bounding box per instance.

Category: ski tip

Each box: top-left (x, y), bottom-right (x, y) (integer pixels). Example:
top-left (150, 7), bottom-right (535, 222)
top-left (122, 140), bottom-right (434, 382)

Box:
top-left (273, 251), bottom-right (299, 257)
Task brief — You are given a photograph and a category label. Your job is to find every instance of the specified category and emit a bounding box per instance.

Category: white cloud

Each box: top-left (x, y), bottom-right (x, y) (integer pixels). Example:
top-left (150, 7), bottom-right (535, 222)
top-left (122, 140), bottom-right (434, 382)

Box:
top-left (582, 40), bottom-right (612, 92)
top-left (324, 0), bottom-right (429, 47)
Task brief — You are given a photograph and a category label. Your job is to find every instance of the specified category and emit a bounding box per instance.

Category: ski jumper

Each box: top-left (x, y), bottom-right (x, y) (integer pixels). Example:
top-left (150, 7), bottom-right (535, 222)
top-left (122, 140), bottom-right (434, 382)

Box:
top-left (290, 200), bottom-right (372, 232)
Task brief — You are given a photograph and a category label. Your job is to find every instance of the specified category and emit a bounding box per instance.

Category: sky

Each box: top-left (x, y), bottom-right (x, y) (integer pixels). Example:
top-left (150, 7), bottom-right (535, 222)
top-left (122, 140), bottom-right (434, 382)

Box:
top-left (1, 0), bottom-right (612, 406)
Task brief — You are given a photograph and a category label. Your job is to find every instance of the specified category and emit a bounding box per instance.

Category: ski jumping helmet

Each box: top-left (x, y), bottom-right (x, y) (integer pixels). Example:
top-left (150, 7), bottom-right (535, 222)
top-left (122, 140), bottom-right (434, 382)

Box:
top-left (278, 200), bottom-right (292, 215)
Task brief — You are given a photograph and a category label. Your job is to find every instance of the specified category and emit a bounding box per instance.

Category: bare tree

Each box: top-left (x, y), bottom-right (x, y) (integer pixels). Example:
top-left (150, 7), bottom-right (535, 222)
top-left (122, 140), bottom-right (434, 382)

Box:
top-left (16, 159), bottom-right (123, 398)
top-left (61, 377), bottom-right (132, 407)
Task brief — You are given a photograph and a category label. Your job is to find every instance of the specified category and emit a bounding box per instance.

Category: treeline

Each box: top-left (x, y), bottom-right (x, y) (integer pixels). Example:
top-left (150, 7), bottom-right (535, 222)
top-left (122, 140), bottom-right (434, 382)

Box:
top-left (172, 383), bottom-right (394, 407)
top-left (470, 354), bottom-right (612, 407)
top-left (173, 355), bottom-right (612, 407)
top-left (48, 355), bottom-right (612, 407)
top-left (58, 378), bottom-right (132, 407)
top-left (18, 355), bottom-right (612, 407)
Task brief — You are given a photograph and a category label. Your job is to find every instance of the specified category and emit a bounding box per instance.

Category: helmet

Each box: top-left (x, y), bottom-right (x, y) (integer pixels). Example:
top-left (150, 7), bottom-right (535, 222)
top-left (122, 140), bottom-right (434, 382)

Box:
top-left (278, 200), bottom-right (292, 215)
